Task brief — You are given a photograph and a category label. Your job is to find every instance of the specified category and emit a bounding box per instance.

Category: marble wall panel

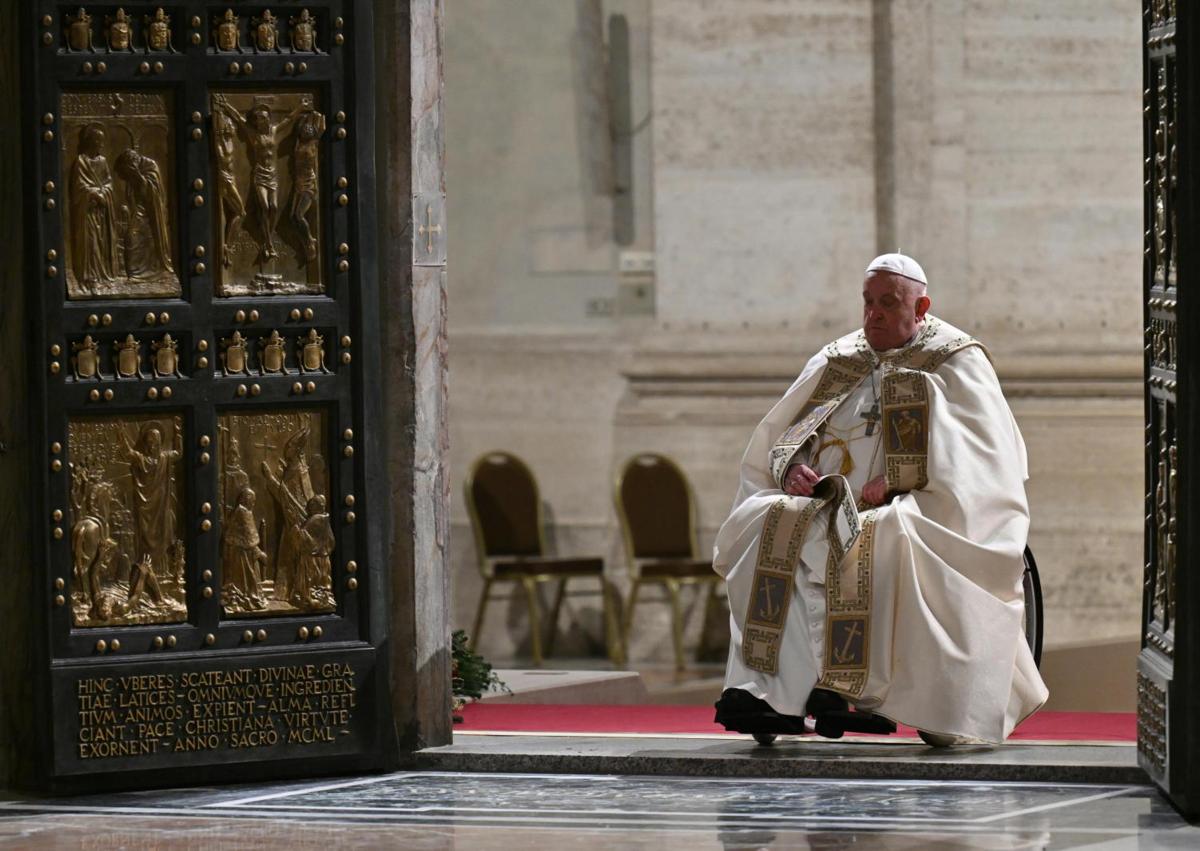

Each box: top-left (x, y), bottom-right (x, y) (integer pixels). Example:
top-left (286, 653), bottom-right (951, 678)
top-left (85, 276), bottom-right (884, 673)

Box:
top-left (652, 0), bottom-right (875, 327)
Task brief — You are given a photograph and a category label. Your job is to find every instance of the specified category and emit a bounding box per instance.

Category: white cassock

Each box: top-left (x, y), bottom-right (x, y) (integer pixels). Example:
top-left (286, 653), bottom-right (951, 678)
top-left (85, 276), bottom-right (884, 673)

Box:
top-left (715, 316), bottom-right (1048, 743)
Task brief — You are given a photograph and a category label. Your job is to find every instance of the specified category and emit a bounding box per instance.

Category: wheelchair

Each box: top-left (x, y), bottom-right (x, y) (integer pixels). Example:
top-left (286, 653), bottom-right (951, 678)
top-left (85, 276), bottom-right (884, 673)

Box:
top-left (718, 546), bottom-right (1044, 747)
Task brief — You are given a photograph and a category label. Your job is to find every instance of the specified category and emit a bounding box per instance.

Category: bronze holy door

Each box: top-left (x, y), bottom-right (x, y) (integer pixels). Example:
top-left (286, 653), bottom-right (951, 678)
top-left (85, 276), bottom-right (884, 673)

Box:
top-left (1141, 0), bottom-right (1200, 817)
top-left (18, 2), bottom-right (396, 790)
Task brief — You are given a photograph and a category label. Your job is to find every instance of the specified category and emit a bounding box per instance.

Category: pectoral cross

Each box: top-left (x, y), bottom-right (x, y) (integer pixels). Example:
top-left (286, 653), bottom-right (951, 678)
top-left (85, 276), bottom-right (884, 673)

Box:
top-left (861, 401), bottom-right (882, 436)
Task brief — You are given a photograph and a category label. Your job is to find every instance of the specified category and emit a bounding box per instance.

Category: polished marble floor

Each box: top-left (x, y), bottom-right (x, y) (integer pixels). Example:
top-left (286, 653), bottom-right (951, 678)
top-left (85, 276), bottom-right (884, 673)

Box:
top-left (2, 771), bottom-right (1198, 849)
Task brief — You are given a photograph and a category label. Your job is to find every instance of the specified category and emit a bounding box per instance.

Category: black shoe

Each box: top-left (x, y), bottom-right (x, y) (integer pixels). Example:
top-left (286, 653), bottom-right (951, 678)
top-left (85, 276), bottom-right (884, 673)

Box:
top-left (805, 688), bottom-right (849, 716)
top-left (714, 688), bottom-right (809, 735)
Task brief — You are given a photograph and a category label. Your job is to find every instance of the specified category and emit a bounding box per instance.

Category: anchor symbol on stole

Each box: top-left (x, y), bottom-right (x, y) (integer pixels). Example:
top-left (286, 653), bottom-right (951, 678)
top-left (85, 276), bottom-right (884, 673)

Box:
top-left (757, 577), bottom-right (780, 621)
top-left (832, 621), bottom-right (863, 665)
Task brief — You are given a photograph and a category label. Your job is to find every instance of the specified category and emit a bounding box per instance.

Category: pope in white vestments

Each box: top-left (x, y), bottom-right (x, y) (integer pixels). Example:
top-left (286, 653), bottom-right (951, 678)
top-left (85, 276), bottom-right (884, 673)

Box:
top-left (714, 254), bottom-right (1048, 744)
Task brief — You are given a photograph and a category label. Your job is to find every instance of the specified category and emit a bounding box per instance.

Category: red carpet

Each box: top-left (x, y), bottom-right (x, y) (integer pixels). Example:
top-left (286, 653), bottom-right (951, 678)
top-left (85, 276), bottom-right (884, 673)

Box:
top-left (457, 703), bottom-right (1135, 743)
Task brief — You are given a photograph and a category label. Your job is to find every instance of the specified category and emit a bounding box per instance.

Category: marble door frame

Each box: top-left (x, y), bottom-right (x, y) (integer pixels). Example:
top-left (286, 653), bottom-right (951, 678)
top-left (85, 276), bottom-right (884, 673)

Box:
top-left (377, 0), bottom-right (451, 751)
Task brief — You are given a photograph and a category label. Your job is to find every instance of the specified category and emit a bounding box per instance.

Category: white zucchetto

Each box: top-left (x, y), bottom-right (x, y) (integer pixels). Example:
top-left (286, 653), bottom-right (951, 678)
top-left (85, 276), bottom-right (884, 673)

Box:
top-left (866, 253), bottom-right (928, 286)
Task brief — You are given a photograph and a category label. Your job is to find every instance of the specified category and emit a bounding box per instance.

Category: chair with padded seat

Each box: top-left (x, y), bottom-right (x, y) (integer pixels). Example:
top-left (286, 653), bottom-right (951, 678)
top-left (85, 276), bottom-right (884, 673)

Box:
top-left (614, 452), bottom-right (725, 671)
top-left (464, 451), bottom-right (623, 667)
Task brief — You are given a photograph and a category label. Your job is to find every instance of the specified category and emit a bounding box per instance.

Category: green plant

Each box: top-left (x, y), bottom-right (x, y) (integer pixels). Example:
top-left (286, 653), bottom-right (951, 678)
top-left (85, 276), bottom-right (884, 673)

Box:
top-left (451, 629), bottom-right (506, 719)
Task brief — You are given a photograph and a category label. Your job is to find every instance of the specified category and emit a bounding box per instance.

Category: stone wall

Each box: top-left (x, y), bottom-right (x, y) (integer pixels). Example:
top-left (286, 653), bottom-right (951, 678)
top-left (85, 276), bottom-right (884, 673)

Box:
top-left (446, 0), bottom-right (1144, 676)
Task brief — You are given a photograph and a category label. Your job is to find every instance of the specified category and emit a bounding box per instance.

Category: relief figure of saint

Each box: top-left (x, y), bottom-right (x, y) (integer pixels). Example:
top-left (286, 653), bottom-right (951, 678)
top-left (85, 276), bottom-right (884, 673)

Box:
top-left (291, 103), bottom-right (325, 262)
top-left (115, 149), bottom-right (175, 282)
top-left (120, 424), bottom-right (180, 577)
top-left (212, 105), bottom-right (246, 270)
top-left (295, 495), bottom-right (334, 608)
top-left (212, 94), bottom-right (310, 264)
top-left (260, 425), bottom-right (315, 603)
top-left (222, 431), bottom-right (252, 511)
top-left (222, 486), bottom-right (269, 611)
top-left (69, 124), bottom-right (119, 292)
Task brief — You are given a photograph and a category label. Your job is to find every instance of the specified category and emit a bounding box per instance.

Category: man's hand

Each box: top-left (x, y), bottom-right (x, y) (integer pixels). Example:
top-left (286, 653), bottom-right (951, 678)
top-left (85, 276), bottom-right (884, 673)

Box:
top-left (783, 464), bottom-right (820, 497)
top-left (861, 475), bottom-right (889, 507)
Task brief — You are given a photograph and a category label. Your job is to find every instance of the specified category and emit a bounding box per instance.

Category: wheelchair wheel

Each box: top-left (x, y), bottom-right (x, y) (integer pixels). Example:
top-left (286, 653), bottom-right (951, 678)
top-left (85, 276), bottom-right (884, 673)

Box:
top-left (752, 732), bottom-right (777, 746)
top-left (1022, 546), bottom-right (1044, 669)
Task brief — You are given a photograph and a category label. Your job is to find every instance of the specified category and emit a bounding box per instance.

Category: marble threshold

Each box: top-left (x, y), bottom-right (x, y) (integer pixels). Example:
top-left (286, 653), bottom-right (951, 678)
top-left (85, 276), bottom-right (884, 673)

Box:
top-left (415, 732), bottom-right (1145, 784)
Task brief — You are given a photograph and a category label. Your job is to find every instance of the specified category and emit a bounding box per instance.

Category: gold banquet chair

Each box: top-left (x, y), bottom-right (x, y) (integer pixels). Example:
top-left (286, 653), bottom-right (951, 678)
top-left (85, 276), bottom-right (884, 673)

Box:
top-left (615, 453), bottom-right (724, 672)
top-left (464, 451), bottom-right (624, 667)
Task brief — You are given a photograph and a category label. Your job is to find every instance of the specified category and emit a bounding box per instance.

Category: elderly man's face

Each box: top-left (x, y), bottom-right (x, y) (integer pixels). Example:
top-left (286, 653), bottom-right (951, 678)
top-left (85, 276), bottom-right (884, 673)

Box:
top-left (862, 272), bottom-right (931, 351)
